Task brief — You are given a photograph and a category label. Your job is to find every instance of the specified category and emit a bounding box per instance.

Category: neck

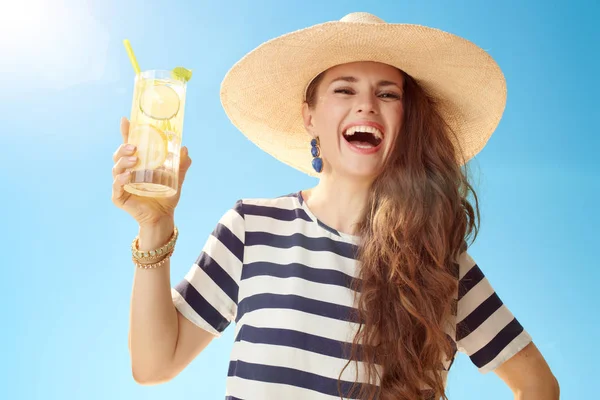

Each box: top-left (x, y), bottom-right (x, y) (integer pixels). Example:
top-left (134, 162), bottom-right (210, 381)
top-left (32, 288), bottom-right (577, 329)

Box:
top-left (303, 171), bottom-right (373, 236)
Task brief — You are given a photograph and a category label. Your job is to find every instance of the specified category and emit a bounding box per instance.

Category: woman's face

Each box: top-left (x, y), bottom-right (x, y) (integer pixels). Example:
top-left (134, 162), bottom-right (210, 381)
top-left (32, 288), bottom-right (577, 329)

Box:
top-left (302, 61), bottom-right (404, 180)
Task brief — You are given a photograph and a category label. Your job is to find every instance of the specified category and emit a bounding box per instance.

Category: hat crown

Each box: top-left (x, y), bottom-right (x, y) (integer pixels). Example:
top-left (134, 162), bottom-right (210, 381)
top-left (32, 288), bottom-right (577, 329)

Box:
top-left (340, 12), bottom-right (385, 24)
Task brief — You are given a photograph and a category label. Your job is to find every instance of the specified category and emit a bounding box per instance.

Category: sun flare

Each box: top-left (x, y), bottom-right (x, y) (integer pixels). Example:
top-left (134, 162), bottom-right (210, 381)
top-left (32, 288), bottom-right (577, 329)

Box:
top-left (0, 0), bottom-right (110, 89)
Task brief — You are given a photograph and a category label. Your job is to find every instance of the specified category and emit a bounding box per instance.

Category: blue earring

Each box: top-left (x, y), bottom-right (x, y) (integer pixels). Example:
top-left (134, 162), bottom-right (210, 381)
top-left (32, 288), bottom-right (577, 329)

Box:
top-left (311, 138), bottom-right (323, 173)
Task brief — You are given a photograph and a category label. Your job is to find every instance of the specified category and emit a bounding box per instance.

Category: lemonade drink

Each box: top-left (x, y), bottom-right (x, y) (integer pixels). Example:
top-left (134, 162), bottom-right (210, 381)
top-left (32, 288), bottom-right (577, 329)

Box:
top-left (124, 69), bottom-right (188, 198)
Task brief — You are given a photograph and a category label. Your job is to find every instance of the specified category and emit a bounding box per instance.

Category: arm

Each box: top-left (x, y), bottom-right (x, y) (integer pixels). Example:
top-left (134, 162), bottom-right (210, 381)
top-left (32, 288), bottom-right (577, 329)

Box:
top-left (453, 251), bottom-right (555, 398)
top-left (130, 200), bottom-right (246, 384)
top-left (128, 219), bottom-right (215, 384)
top-left (494, 342), bottom-right (560, 400)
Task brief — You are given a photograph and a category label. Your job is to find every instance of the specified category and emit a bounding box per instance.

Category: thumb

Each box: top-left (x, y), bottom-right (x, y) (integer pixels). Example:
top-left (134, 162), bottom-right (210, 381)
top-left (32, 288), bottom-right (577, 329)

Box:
top-left (178, 146), bottom-right (192, 189)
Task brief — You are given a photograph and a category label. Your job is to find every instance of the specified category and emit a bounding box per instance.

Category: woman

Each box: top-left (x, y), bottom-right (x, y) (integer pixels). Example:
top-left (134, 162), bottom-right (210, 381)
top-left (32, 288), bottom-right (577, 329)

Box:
top-left (114, 12), bottom-right (559, 400)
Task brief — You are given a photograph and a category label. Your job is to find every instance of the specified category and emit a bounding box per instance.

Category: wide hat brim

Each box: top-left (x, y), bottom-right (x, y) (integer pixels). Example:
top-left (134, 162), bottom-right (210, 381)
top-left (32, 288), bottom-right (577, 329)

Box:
top-left (220, 12), bottom-right (507, 177)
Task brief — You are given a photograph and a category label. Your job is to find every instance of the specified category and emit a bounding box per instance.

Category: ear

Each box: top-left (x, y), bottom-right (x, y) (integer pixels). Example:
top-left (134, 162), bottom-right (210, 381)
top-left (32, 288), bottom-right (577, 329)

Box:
top-left (302, 102), bottom-right (315, 136)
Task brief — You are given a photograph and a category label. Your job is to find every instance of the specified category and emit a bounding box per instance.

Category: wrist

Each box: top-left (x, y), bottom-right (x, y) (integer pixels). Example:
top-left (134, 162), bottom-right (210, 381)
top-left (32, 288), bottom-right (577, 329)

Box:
top-left (137, 218), bottom-right (175, 251)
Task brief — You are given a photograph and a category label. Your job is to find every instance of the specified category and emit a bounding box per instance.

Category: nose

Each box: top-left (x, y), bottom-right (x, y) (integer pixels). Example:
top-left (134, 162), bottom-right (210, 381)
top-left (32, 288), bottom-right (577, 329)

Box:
top-left (355, 91), bottom-right (379, 114)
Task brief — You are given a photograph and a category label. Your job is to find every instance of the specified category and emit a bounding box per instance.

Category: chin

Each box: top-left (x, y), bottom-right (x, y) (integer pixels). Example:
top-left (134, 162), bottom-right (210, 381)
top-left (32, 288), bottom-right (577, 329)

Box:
top-left (337, 164), bottom-right (383, 181)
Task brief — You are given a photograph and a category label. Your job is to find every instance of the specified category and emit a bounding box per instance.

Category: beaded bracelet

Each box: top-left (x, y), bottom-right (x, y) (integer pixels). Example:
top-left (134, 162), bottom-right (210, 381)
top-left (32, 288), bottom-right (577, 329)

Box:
top-left (131, 226), bottom-right (179, 262)
top-left (132, 249), bottom-right (174, 269)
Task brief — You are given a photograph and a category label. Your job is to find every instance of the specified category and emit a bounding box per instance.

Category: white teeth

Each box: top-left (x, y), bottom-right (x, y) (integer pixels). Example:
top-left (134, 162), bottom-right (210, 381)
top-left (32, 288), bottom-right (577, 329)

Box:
top-left (344, 125), bottom-right (383, 139)
top-left (353, 143), bottom-right (374, 149)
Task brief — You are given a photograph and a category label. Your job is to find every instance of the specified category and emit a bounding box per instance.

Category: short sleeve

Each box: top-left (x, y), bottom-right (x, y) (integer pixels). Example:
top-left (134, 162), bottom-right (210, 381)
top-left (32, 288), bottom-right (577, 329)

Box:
top-left (171, 200), bottom-right (245, 337)
top-left (453, 251), bottom-right (532, 374)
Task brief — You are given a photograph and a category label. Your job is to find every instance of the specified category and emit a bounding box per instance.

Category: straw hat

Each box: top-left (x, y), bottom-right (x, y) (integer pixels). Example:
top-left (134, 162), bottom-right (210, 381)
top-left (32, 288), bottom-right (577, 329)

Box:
top-left (220, 12), bottom-right (506, 177)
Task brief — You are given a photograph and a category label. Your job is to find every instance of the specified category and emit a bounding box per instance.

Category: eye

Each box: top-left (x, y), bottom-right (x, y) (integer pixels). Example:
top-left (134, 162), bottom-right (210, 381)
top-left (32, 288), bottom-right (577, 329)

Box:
top-left (333, 88), bottom-right (354, 95)
top-left (378, 92), bottom-right (402, 100)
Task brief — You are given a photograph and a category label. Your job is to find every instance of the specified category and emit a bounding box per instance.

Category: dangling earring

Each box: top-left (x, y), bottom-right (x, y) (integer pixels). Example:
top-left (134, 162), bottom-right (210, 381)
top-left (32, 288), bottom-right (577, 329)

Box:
top-left (311, 138), bottom-right (323, 173)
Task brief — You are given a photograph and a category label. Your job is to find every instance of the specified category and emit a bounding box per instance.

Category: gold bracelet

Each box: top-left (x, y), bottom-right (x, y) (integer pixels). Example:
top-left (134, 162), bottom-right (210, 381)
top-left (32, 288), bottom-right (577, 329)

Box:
top-left (133, 249), bottom-right (174, 269)
top-left (134, 246), bottom-right (175, 262)
top-left (131, 226), bottom-right (179, 261)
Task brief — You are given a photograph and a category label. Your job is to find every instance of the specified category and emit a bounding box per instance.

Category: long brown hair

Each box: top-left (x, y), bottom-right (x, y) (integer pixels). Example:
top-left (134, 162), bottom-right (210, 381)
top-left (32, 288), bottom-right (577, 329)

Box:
top-left (305, 68), bottom-right (480, 400)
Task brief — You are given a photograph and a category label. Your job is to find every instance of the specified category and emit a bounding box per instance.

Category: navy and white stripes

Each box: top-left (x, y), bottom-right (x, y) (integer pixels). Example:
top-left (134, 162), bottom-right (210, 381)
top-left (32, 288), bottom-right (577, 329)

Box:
top-left (454, 251), bottom-right (531, 373)
top-left (172, 192), bottom-right (532, 399)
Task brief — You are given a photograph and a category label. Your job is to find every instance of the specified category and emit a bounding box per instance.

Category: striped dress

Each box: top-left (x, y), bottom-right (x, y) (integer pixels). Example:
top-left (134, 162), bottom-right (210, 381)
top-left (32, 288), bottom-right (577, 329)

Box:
top-left (171, 192), bottom-right (532, 399)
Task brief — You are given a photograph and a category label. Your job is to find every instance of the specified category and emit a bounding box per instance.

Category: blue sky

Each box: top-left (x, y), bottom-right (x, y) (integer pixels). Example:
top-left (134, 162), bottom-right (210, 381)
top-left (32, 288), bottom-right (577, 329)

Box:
top-left (1, 0), bottom-right (598, 399)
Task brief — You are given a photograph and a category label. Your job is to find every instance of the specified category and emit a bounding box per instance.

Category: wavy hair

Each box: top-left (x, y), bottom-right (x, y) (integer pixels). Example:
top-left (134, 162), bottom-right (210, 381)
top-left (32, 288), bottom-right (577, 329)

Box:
top-left (305, 68), bottom-right (480, 400)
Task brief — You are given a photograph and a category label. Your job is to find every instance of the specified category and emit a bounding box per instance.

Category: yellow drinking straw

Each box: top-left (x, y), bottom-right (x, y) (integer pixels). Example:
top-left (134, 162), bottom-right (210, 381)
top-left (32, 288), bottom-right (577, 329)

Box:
top-left (123, 39), bottom-right (141, 75)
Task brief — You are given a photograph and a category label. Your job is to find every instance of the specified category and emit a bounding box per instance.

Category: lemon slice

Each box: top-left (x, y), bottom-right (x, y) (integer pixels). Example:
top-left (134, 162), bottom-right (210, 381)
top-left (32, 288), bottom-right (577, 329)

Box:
top-left (172, 67), bottom-right (193, 82)
top-left (128, 125), bottom-right (168, 170)
top-left (139, 84), bottom-right (180, 120)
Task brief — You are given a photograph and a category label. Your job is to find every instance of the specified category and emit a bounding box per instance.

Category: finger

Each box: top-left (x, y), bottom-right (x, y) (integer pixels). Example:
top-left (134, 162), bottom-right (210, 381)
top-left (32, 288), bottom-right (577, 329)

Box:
top-left (120, 117), bottom-right (130, 143)
top-left (178, 147), bottom-right (192, 189)
top-left (112, 143), bottom-right (137, 163)
top-left (112, 155), bottom-right (138, 178)
top-left (111, 171), bottom-right (131, 205)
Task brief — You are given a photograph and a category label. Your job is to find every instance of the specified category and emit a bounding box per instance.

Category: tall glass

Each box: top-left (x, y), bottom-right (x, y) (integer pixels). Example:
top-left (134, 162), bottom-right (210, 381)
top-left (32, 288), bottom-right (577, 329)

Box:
top-left (124, 70), bottom-right (187, 198)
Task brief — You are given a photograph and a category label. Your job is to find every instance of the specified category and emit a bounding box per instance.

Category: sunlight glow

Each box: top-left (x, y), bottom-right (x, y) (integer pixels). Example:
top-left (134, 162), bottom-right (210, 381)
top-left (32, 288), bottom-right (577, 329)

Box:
top-left (0, 0), bottom-right (110, 89)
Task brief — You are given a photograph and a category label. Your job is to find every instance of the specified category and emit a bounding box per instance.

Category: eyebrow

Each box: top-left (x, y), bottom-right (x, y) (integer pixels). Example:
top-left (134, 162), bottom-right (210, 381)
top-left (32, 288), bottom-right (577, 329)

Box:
top-left (328, 76), bottom-right (402, 89)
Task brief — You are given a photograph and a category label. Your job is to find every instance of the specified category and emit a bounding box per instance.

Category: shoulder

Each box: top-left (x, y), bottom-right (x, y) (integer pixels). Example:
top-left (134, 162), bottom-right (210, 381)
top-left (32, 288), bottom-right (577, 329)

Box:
top-left (219, 192), bottom-right (306, 244)
top-left (219, 192), bottom-right (303, 225)
top-left (456, 250), bottom-right (479, 279)
top-left (455, 249), bottom-right (487, 301)
top-left (236, 191), bottom-right (303, 215)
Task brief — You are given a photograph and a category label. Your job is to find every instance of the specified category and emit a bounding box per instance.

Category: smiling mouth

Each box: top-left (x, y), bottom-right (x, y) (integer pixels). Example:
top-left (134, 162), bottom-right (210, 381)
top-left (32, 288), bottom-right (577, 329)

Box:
top-left (342, 125), bottom-right (383, 148)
